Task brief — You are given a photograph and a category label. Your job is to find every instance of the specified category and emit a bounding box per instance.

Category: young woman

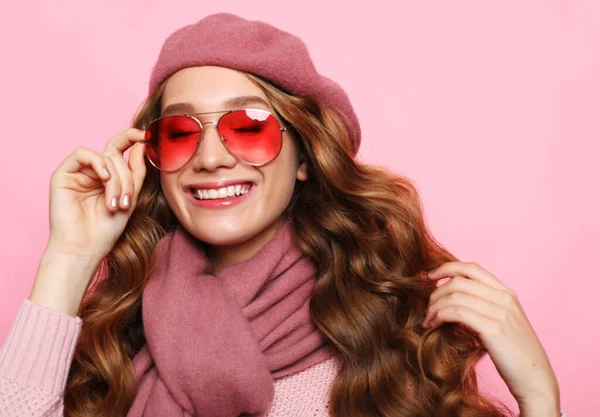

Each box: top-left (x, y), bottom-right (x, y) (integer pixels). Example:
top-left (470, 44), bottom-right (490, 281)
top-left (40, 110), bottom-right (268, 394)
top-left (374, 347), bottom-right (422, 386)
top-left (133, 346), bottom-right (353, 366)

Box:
top-left (0, 12), bottom-right (563, 417)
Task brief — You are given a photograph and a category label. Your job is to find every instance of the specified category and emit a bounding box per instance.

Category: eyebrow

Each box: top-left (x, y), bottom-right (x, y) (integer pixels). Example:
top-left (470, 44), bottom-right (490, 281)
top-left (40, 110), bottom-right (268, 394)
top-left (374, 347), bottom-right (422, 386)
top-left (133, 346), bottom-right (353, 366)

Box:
top-left (161, 95), bottom-right (272, 116)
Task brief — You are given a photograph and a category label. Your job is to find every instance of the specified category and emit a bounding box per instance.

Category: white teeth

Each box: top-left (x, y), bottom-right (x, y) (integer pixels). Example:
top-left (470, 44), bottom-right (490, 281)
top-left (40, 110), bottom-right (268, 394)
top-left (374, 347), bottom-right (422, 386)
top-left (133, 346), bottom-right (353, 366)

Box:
top-left (192, 183), bottom-right (253, 200)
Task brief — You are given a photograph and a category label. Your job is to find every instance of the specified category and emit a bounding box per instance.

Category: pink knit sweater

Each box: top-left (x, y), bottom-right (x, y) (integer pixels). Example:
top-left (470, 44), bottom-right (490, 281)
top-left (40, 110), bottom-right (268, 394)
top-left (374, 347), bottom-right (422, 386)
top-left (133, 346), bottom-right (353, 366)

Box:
top-left (0, 298), bottom-right (340, 416)
top-left (0, 299), bottom-right (567, 417)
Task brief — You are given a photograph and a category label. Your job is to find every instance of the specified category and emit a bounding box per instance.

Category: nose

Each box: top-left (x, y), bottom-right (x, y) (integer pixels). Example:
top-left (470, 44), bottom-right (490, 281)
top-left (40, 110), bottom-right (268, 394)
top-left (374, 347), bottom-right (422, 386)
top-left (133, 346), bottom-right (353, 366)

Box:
top-left (189, 122), bottom-right (238, 171)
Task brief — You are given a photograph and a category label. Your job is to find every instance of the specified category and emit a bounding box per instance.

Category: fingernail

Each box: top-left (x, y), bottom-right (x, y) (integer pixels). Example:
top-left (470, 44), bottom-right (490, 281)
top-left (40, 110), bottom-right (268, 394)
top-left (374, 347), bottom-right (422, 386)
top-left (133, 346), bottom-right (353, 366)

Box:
top-left (102, 166), bottom-right (111, 177)
top-left (111, 196), bottom-right (118, 208)
top-left (122, 194), bottom-right (131, 207)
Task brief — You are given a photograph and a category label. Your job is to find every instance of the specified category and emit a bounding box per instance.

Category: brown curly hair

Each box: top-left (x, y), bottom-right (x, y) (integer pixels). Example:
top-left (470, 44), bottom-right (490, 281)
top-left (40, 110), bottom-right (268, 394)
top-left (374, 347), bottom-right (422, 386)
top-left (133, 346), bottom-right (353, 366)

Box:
top-left (63, 71), bottom-right (514, 417)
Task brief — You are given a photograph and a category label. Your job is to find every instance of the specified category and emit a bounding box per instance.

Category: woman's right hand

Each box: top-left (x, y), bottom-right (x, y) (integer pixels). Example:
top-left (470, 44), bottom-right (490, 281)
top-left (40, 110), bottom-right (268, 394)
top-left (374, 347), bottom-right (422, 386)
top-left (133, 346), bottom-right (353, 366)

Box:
top-left (46, 128), bottom-right (148, 263)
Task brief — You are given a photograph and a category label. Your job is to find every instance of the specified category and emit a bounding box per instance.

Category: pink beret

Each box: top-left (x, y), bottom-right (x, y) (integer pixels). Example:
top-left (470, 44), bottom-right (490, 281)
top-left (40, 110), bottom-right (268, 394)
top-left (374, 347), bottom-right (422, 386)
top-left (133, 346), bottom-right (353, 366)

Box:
top-left (148, 13), bottom-right (361, 156)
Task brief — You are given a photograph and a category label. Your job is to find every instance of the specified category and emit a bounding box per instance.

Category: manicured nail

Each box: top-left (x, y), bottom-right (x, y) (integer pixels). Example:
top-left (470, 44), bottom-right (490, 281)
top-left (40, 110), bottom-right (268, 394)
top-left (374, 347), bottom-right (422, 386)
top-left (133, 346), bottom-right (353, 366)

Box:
top-left (111, 196), bottom-right (118, 208)
top-left (122, 194), bottom-right (131, 207)
top-left (102, 166), bottom-right (111, 177)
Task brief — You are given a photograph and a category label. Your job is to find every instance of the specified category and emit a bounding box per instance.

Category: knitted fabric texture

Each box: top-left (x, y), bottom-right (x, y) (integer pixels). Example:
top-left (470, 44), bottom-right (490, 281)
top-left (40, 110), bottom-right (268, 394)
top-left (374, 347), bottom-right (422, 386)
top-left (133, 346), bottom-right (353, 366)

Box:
top-left (0, 298), bottom-right (340, 417)
top-left (1, 300), bottom-right (568, 417)
top-left (147, 12), bottom-right (362, 156)
top-left (125, 220), bottom-right (332, 417)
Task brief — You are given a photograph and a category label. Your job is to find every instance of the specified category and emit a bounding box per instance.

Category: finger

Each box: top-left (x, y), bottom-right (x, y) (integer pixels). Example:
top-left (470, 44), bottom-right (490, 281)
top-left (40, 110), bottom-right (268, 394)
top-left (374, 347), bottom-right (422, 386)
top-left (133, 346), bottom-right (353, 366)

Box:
top-left (127, 141), bottom-right (148, 210)
top-left (58, 147), bottom-right (113, 180)
top-left (424, 303), bottom-right (498, 337)
top-left (429, 276), bottom-right (507, 307)
top-left (424, 291), bottom-right (504, 329)
top-left (103, 127), bottom-right (146, 156)
top-left (428, 261), bottom-right (506, 291)
top-left (106, 153), bottom-right (134, 210)
top-left (103, 157), bottom-right (122, 212)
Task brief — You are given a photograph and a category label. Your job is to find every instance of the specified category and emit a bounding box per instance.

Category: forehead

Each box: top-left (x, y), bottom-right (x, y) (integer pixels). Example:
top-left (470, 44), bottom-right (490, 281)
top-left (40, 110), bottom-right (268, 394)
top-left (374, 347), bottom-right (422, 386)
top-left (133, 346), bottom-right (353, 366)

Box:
top-left (160, 66), bottom-right (271, 115)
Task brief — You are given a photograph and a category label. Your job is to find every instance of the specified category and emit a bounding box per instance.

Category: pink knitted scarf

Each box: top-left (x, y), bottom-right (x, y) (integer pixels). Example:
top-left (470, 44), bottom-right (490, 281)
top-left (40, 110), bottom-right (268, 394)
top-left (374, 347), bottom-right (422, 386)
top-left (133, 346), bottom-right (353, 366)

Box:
top-left (126, 221), bottom-right (332, 417)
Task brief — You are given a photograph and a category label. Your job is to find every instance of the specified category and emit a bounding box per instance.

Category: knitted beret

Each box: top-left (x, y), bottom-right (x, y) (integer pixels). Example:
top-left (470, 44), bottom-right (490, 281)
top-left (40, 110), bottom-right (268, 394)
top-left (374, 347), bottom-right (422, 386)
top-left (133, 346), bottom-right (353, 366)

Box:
top-left (148, 13), bottom-right (361, 156)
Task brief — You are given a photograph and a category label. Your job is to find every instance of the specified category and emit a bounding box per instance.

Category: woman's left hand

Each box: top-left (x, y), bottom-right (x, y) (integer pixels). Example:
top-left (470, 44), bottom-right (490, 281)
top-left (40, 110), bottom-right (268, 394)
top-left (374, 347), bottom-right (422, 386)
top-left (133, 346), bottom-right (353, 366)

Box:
top-left (424, 261), bottom-right (560, 415)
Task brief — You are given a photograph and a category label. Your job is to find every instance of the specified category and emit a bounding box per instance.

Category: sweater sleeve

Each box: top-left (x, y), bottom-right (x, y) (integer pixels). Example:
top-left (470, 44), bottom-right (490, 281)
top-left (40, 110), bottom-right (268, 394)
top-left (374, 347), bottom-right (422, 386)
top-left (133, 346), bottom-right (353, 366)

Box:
top-left (0, 298), bottom-right (82, 417)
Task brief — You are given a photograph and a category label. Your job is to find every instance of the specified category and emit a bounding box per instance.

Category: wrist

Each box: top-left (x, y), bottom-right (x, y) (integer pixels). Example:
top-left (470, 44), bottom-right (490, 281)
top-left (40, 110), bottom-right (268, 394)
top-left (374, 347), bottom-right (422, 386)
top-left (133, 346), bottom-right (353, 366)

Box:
top-left (45, 238), bottom-right (105, 262)
top-left (29, 247), bottom-right (103, 317)
top-left (518, 393), bottom-right (561, 417)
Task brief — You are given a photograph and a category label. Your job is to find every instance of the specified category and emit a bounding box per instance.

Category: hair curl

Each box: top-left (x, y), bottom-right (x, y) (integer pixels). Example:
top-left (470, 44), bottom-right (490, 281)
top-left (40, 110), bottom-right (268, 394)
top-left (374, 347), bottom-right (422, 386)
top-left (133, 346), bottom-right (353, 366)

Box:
top-left (63, 72), bottom-right (514, 417)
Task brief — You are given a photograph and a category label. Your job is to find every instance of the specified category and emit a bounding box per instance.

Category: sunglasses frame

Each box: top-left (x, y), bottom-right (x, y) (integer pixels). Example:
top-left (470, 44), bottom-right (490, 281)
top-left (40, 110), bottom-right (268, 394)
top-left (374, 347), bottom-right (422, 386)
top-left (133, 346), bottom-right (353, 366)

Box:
top-left (140, 107), bottom-right (290, 172)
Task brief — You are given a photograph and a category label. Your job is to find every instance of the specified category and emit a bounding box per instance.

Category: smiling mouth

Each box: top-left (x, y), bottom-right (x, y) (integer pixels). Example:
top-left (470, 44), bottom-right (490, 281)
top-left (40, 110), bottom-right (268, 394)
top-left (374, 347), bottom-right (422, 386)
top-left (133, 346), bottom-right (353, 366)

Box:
top-left (190, 183), bottom-right (256, 200)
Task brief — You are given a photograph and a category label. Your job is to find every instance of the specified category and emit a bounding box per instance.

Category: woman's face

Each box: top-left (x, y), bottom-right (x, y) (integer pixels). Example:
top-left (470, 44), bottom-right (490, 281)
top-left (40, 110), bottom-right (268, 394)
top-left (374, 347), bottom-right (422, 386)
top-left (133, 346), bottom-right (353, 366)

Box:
top-left (159, 66), bottom-right (307, 251)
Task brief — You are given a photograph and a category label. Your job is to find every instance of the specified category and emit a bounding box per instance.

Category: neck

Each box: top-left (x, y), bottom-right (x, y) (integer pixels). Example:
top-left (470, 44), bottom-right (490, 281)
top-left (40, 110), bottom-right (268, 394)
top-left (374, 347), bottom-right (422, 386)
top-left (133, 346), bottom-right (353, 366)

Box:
top-left (206, 220), bottom-right (283, 274)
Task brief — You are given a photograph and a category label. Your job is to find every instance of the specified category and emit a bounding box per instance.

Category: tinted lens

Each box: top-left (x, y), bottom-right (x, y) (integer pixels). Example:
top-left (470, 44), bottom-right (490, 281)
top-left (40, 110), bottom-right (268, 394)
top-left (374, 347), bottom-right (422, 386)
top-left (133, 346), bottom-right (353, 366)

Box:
top-left (219, 109), bottom-right (282, 165)
top-left (145, 116), bottom-right (201, 171)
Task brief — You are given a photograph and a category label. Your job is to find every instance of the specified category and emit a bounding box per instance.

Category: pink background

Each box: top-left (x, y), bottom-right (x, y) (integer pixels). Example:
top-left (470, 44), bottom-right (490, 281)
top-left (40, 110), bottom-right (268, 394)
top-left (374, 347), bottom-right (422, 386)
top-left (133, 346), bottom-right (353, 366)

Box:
top-left (1, 1), bottom-right (598, 415)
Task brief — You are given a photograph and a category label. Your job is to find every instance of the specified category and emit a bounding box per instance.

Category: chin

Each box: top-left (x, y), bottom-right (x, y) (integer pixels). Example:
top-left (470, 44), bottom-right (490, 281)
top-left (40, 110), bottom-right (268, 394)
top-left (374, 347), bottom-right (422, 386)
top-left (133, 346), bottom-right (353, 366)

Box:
top-left (198, 232), bottom-right (252, 246)
top-left (184, 220), bottom-right (258, 246)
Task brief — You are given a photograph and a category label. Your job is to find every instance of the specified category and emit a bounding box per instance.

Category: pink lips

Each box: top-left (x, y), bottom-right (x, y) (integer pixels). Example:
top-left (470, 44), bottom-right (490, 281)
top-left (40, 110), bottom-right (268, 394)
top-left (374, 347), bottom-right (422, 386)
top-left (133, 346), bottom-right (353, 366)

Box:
top-left (186, 184), bottom-right (256, 209)
top-left (185, 178), bottom-right (255, 192)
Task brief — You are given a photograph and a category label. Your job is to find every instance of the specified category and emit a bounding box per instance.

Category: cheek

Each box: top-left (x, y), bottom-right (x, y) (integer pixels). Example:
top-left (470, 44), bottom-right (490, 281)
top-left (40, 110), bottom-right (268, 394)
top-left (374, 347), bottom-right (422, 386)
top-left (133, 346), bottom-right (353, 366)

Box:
top-left (260, 160), bottom-right (299, 209)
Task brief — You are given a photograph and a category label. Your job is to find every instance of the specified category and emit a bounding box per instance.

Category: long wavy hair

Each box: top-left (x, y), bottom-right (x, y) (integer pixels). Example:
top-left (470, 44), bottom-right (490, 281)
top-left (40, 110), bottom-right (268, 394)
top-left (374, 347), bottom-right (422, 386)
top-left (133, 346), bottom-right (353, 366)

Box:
top-left (63, 71), bottom-right (514, 417)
